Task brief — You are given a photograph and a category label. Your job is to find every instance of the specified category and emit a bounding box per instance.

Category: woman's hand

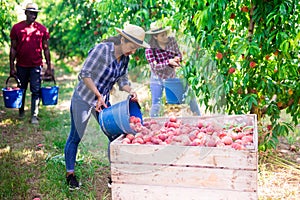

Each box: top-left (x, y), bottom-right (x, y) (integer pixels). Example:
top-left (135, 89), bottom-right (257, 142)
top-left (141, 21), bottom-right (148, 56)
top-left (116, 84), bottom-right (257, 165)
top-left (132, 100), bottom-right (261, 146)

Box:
top-left (169, 58), bottom-right (181, 67)
top-left (122, 85), bottom-right (138, 101)
top-left (95, 95), bottom-right (108, 112)
top-left (129, 90), bottom-right (138, 101)
top-left (174, 56), bottom-right (181, 63)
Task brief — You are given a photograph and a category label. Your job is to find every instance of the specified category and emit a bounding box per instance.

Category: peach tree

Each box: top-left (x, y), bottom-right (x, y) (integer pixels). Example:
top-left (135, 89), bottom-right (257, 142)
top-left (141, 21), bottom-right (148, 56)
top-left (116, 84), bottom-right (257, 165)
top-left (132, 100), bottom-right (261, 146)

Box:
top-left (42, 0), bottom-right (174, 62)
top-left (0, 0), bottom-right (15, 45)
top-left (174, 0), bottom-right (300, 150)
top-left (39, 0), bottom-right (299, 150)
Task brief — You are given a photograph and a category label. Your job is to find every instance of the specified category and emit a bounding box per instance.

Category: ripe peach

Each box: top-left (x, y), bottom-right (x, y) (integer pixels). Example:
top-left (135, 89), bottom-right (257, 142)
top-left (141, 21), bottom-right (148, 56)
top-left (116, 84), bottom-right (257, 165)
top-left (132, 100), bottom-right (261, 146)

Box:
top-left (143, 135), bottom-right (152, 143)
top-left (230, 13), bottom-right (236, 19)
top-left (197, 131), bottom-right (205, 139)
top-left (216, 141), bottom-right (226, 147)
top-left (216, 52), bottom-right (223, 60)
top-left (206, 136), bottom-right (217, 147)
top-left (267, 125), bottom-right (272, 131)
top-left (231, 143), bottom-right (244, 150)
top-left (218, 132), bottom-right (227, 139)
top-left (122, 138), bottom-right (131, 144)
top-left (158, 133), bottom-right (168, 141)
top-left (151, 137), bottom-right (162, 144)
top-left (265, 55), bottom-right (270, 60)
top-left (135, 137), bottom-right (145, 144)
top-left (167, 122), bottom-right (180, 129)
top-left (169, 116), bottom-right (177, 122)
top-left (277, 102), bottom-right (283, 108)
top-left (165, 138), bottom-right (173, 144)
top-left (242, 135), bottom-right (253, 143)
top-left (197, 121), bottom-right (204, 129)
top-left (236, 132), bottom-right (245, 140)
top-left (241, 6), bottom-right (249, 12)
top-left (228, 67), bottom-right (236, 74)
top-left (134, 132), bottom-right (143, 138)
top-left (150, 123), bottom-right (161, 131)
top-left (230, 132), bottom-right (238, 140)
top-left (191, 138), bottom-right (204, 146)
top-left (126, 133), bottom-right (135, 141)
top-left (188, 133), bottom-right (197, 141)
top-left (222, 136), bottom-right (233, 145)
top-left (250, 61), bottom-right (257, 68)
top-left (129, 116), bottom-right (136, 123)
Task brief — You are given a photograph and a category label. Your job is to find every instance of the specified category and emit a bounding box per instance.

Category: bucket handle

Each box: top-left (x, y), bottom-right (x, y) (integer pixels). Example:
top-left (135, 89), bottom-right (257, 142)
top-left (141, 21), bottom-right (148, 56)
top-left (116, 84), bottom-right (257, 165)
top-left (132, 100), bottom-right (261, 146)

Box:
top-left (127, 94), bottom-right (141, 109)
top-left (6, 75), bottom-right (21, 88)
top-left (42, 75), bottom-right (56, 85)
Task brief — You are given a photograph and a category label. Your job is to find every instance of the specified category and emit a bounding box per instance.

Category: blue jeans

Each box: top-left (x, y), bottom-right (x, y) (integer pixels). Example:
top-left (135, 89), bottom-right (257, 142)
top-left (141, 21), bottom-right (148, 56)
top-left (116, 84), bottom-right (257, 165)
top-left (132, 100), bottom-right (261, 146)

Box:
top-left (16, 66), bottom-right (41, 117)
top-left (150, 75), bottom-right (201, 117)
top-left (64, 91), bottom-right (112, 172)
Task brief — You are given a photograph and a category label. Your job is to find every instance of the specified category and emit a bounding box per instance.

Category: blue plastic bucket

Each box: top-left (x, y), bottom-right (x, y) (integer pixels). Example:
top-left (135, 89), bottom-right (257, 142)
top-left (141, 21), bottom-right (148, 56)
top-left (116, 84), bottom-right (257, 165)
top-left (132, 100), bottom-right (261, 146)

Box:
top-left (41, 86), bottom-right (59, 105)
top-left (2, 88), bottom-right (24, 108)
top-left (164, 78), bottom-right (187, 104)
top-left (41, 76), bottom-right (59, 106)
top-left (2, 76), bottom-right (24, 108)
top-left (99, 96), bottom-right (143, 141)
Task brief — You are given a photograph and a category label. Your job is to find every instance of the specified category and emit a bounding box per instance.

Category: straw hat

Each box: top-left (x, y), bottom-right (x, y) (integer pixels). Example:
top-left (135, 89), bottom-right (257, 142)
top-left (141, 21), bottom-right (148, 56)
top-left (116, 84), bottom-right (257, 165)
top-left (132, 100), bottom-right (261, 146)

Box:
top-left (146, 22), bottom-right (171, 34)
top-left (24, 3), bottom-right (41, 12)
top-left (115, 24), bottom-right (150, 48)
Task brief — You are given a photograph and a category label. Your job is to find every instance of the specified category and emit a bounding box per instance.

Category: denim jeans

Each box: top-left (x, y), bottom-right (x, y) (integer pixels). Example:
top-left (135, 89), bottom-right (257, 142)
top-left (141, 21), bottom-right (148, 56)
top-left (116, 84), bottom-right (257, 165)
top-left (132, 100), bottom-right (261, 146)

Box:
top-left (150, 74), bottom-right (201, 117)
top-left (16, 66), bottom-right (41, 117)
top-left (64, 91), bottom-right (112, 172)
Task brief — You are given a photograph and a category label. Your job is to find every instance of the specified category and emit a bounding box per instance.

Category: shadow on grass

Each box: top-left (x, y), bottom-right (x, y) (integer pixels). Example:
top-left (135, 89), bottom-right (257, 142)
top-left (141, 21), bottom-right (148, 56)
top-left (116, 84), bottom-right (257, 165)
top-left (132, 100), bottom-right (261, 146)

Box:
top-left (0, 54), bottom-right (112, 199)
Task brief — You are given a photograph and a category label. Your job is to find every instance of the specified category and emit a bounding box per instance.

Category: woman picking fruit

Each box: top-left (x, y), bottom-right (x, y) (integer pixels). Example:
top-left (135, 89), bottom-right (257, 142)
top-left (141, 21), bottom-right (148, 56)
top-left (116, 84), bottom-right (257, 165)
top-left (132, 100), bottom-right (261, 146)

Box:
top-left (145, 21), bottom-right (201, 117)
top-left (64, 24), bottom-right (149, 190)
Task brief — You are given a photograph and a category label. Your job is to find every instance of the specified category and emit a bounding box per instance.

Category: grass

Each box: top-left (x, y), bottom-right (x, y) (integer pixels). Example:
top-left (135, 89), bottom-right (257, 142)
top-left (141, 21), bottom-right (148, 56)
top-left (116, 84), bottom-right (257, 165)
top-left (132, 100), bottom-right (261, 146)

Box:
top-left (0, 53), bottom-right (111, 199)
top-left (0, 51), bottom-right (299, 199)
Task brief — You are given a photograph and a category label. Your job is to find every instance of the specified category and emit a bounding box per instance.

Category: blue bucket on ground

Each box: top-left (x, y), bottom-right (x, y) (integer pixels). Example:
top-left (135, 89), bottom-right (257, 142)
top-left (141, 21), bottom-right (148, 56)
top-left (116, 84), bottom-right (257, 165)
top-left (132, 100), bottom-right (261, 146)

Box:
top-left (99, 95), bottom-right (143, 141)
top-left (2, 76), bottom-right (24, 108)
top-left (164, 78), bottom-right (187, 104)
top-left (41, 76), bottom-right (59, 106)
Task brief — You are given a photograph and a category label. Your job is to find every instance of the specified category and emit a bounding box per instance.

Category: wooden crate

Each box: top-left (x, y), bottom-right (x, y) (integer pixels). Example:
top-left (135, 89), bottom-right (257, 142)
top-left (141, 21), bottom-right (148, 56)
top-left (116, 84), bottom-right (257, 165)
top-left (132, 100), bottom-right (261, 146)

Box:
top-left (110, 114), bottom-right (258, 200)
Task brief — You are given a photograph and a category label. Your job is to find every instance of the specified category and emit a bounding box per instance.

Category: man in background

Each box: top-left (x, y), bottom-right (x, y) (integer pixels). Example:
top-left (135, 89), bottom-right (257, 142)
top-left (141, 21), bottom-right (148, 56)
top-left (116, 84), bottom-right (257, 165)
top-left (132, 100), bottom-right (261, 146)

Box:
top-left (9, 2), bottom-right (52, 124)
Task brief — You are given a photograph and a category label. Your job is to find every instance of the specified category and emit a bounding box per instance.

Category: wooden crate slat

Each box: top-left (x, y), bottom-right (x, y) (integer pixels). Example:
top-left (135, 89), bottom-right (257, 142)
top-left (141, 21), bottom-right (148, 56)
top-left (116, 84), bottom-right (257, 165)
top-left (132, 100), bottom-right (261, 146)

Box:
top-left (110, 114), bottom-right (258, 199)
top-left (111, 141), bottom-right (257, 170)
top-left (112, 183), bottom-right (258, 200)
top-left (111, 163), bottom-right (257, 191)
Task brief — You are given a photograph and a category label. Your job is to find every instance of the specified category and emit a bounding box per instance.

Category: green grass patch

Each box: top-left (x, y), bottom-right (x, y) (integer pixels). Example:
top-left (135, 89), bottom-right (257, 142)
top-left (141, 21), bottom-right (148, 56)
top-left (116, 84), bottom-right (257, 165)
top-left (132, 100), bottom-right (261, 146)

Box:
top-left (0, 51), bottom-right (111, 199)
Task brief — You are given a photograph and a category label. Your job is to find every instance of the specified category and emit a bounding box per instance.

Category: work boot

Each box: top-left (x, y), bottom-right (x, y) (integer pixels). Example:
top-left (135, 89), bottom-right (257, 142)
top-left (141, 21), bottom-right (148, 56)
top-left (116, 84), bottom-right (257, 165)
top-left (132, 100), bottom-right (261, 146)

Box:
top-left (31, 116), bottom-right (39, 124)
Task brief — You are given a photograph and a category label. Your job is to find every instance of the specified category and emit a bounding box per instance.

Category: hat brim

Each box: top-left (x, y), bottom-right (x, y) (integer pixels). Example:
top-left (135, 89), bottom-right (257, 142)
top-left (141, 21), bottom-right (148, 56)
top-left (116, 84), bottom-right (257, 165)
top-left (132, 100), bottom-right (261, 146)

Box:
top-left (145, 26), bottom-right (171, 34)
top-left (115, 28), bottom-right (150, 48)
top-left (24, 8), bottom-right (41, 12)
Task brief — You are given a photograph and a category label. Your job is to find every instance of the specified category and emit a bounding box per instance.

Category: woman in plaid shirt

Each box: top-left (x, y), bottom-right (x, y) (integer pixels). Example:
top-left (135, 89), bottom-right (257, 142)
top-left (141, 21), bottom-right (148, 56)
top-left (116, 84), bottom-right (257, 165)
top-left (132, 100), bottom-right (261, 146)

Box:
top-left (64, 24), bottom-right (149, 190)
top-left (145, 22), bottom-right (201, 117)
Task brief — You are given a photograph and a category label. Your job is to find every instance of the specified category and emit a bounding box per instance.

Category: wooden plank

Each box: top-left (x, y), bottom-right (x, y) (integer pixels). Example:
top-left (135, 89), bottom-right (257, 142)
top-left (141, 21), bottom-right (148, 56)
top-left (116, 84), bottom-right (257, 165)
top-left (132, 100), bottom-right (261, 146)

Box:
top-left (111, 183), bottom-right (258, 200)
top-left (111, 163), bottom-right (257, 191)
top-left (110, 142), bottom-right (258, 170)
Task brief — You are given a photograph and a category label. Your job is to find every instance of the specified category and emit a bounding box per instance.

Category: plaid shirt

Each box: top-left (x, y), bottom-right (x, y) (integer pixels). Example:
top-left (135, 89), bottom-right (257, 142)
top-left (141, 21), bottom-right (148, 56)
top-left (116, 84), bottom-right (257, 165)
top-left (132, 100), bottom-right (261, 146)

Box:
top-left (76, 42), bottom-right (130, 106)
top-left (145, 37), bottom-right (182, 79)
